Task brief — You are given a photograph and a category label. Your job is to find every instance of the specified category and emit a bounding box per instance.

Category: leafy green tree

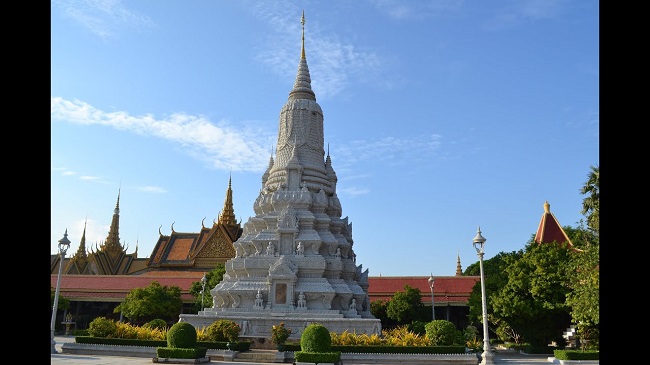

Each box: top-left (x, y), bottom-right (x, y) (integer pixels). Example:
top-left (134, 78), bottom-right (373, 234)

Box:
top-left (563, 165), bottom-right (599, 349)
top-left (370, 299), bottom-right (398, 329)
top-left (565, 235), bottom-right (599, 348)
top-left (189, 263), bottom-right (226, 311)
top-left (465, 250), bottom-right (523, 342)
top-left (51, 287), bottom-right (70, 311)
top-left (386, 285), bottom-right (425, 325)
top-left (490, 241), bottom-right (573, 347)
top-left (579, 165), bottom-right (599, 234)
top-left (114, 281), bottom-right (183, 324)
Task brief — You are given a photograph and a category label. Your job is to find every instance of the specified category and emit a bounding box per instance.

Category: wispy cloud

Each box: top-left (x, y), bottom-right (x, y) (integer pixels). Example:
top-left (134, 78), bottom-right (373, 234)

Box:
top-left (333, 134), bottom-right (443, 168)
top-left (338, 186), bottom-right (371, 197)
top-left (51, 97), bottom-right (275, 173)
top-left (370, 0), bottom-right (465, 20)
top-left (137, 186), bottom-right (168, 194)
top-left (52, 167), bottom-right (107, 181)
top-left (249, 2), bottom-right (383, 100)
top-left (52, 0), bottom-right (156, 38)
top-left (51, 167), bottom-right (78, 177)
top-left (79, 175), bottom-right (109, 184)
top-left (52, 96), bottom-right (446, 178)
top-left (483, 0), bottom-right (568, 31)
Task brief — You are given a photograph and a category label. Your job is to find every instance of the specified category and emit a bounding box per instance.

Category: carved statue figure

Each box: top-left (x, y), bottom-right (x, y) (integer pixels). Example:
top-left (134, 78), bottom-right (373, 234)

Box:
top-left (297, 291), bottom-right (307, 309)
top-left (254, 289), bottom-right (264, 308)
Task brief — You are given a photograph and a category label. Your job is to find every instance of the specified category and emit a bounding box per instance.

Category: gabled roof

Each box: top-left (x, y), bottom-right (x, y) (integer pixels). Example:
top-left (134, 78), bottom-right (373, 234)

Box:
top-left (534, 201), bottom-right (575, 248)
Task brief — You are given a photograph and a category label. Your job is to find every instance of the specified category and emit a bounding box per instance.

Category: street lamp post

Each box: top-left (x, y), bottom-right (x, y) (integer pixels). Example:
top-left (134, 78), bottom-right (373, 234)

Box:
top-left (427, 273), bottom-right (435, 321)
top-left (473, 226), bottom-right (494, 365)
top-left (51, 230), bottom-right (71, 354)
top-left (200, 273), bottom-right (207, 312)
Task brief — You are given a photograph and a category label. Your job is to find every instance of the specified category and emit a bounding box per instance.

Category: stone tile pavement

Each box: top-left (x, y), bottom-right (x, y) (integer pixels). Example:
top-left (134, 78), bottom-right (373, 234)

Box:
top-left (51, 336), bottom-right (555, 365)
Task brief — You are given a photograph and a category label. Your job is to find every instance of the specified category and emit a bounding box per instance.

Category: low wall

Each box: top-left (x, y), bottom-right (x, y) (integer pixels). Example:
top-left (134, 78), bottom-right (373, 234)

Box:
top-left (61, 343), bottom-right (479, 364)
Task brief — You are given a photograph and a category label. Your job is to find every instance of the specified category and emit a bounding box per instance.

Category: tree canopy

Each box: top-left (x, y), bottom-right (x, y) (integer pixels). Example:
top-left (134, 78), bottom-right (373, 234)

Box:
top-left (114, 281), bottom-right (183, 324)
top-left (189, 263), bottom-right (226, 311)
top-left (579, 165), bottom-right (599, 234)
top-left (462, 164), bottom-right (600, 348)
top-left (386, 285), bottom-right (425, 324)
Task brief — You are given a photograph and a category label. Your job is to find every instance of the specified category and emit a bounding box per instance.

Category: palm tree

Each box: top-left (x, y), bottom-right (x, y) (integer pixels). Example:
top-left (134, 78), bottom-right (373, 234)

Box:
top-left (579, 165), bottom-right (599, 234)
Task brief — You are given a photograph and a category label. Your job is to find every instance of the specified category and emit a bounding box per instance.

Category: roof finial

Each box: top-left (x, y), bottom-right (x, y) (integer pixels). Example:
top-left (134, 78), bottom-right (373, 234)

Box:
top-left (301, 10), bottom-right (306, 59)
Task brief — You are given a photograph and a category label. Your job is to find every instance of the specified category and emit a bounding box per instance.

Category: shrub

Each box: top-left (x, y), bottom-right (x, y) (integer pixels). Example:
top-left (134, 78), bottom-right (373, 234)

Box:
top-left (381, 325), bottom-right (431, 347)
top-left (88, 317), bottom-right (118, 338)
top-left (143, 319), bottom-right (168, 331)
top-left (300, 323), bottom-right (332, 353)
top-left (114, 321), bottom-right (140, 339)
top-left (271, 322), bottom-right (291, 345)
top-left (204, 320), bottom-right (240, 343)
top-left (424, 320), bottom-right (461, 346)
top-left (167, 322), bottom-right (197, 348)
top-left (408, 321), bottom-right (427, 335)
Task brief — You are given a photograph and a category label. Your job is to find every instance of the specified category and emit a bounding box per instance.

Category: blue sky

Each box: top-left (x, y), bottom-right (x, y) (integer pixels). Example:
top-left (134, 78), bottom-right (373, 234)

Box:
top-left (51, 0), bottom-right (599, 277)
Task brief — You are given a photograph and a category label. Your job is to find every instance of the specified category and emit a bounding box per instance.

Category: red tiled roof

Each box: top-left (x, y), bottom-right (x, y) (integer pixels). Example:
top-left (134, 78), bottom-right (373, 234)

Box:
top-left (367, 276), bottom-right (479, 305)
top-left (534, 201), bottom-right (574, 246)
top-left (51, 274), bottom-right (203, 303)
top-left (52, 274), bottom-right (479, 305)
top-left (168, 237), bottom-right (195, 260)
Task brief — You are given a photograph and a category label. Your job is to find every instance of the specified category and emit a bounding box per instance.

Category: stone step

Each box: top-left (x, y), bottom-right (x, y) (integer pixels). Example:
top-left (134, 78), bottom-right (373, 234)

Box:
top-left (232, 349), bottom-right (280, 363)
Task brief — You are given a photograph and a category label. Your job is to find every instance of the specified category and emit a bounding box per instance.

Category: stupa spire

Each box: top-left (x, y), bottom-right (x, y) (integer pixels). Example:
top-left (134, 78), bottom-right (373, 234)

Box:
top-left (218, 173), bottom-right (237, 226)
top-left (102, 189), bottom-right (122, 251)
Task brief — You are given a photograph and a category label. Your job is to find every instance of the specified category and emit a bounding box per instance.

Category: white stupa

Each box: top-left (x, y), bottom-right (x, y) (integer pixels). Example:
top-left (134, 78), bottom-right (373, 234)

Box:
top-left (179, 12), bottom-right (381, 344)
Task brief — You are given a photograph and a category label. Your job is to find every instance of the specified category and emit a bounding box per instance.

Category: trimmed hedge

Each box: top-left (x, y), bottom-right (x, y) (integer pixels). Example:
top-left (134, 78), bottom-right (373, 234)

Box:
top-left (553, 349), bottom-right (599, 360)
top-left (156, 347), bottom-right (207, 359)
top-left (74, 336), bottom-right (251, 351)
top-left (294, 351), bottom-right (342, 364)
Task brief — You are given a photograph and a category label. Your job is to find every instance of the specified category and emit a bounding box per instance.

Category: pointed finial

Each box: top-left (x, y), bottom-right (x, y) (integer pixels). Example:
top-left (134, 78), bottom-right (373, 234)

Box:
top-left (301, 10), bottom-right (306, 59)
top-left (544, 201), bottom-right (550, 213)
top-left (115, 188), bottom-right (121, 213)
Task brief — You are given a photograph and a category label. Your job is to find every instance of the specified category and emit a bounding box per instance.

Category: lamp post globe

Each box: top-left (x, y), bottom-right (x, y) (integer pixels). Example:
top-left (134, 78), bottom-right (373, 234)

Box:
top-left (428, 273), bottom-right (435, 321)
top-left (200, 273), bottom-right (207, 311)
top-left (51, 230), bottom-right (71, 353)
top-left (473, 226), bottom-right (494, 365)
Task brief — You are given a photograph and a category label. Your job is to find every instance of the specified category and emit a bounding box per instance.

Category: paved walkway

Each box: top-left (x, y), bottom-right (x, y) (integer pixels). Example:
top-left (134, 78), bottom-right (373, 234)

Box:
top-left (51, 336), bottom-right (554, 365)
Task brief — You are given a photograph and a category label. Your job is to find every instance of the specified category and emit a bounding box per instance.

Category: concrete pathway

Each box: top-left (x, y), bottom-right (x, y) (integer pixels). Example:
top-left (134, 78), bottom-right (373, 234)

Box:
top-left (51, 336), bottom-right (554, 365)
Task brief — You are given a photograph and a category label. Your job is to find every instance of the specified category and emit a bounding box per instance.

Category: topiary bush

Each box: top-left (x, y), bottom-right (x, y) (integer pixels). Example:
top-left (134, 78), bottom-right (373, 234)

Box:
top-left (424, 320), bottom-right (461, 346)
top-left (88, 317), bottom-right (118, 338)
top-left (296, 323), bottom-right (340, 364)
top-left (167, 322), bottom-right (197, 348)
top-left (300, 323), bottom-right (332, 352)
top-left (143, 319), bottom-right (168, 331)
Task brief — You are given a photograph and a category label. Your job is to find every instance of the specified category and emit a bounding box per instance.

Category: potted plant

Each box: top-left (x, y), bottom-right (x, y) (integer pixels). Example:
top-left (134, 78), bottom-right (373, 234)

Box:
top-left (271, 322), bottom-right (291, 351)
top-left (224, 321), bottom-right (240, 351)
